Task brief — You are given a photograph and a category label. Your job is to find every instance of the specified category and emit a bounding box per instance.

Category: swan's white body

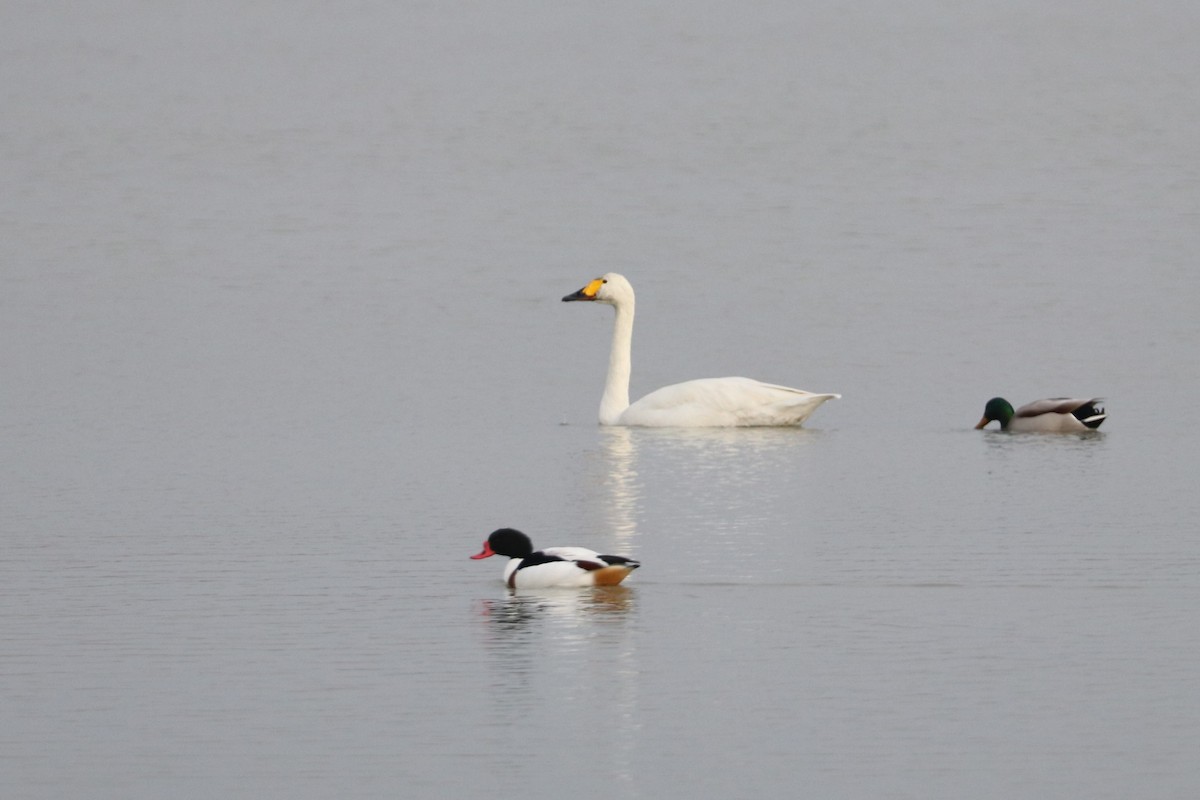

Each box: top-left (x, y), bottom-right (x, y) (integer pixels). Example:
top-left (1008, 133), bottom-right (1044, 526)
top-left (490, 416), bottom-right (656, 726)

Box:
top-left (563, 273), bottom-right (839, 427)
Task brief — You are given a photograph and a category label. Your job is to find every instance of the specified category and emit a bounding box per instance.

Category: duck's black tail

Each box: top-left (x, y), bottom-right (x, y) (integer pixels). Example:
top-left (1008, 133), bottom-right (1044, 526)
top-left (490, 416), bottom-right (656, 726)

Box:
top-left (599, 555), bottom-right (641, 570)
top-left (1073, 399), bottom-right (1107, 429)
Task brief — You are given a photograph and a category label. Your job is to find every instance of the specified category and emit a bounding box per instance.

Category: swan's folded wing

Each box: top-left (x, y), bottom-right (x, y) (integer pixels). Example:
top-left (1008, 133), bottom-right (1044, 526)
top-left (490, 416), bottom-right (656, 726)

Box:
top-left (623, 377), bottom-right (838, 427)
top-left (632, 377), bottom-right (837, 411)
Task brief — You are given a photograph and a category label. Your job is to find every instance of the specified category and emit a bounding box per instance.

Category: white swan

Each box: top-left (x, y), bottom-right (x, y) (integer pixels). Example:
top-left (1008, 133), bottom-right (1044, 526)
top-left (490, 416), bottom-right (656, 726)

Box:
top-left (562, 273), bottom-right (840, 427)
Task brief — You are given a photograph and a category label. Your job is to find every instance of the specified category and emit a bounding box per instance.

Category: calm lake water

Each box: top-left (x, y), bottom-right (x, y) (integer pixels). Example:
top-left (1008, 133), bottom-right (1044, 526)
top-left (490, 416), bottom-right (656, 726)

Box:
top-left (3, 1), bottom-right (1199, 798)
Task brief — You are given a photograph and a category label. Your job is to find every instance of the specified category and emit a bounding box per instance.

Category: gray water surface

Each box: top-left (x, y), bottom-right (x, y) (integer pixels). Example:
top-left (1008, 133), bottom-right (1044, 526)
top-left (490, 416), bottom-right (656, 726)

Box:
top-left (3, 2), bottom-right (1199, 798)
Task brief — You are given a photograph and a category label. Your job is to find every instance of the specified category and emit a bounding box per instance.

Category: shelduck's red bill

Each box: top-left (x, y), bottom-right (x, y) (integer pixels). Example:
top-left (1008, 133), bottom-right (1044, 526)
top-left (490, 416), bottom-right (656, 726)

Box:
top-left (470, 541), bottom-right (495, 560)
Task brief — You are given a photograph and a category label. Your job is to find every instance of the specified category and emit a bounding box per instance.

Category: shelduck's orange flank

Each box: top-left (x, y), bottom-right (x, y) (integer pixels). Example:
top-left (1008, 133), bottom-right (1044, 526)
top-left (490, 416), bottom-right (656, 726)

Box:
top-left (470, 528), bottom-right (640, 589)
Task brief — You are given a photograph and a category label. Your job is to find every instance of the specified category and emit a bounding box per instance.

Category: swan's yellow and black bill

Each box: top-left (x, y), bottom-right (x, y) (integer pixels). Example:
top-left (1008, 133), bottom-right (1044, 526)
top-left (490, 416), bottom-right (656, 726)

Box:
top-left (562, 278), bottom-right (604, 302)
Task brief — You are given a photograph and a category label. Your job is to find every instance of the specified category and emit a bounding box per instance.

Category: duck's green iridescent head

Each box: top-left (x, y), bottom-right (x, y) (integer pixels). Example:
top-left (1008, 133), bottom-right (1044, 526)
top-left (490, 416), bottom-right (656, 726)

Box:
top-left (976, 397), bottom-right (1015, 429)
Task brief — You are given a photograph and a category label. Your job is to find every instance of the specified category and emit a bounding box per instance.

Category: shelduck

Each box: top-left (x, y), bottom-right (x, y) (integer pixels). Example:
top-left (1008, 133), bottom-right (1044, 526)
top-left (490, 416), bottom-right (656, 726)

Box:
top-left (470, 528), bottom-right (640, 589)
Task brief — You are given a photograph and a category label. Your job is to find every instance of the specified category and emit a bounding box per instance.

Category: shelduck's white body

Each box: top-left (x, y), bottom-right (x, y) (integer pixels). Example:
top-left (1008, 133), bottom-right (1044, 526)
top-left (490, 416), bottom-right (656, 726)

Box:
top-left (563, 273), bottom-right (839, 427)
top-left (471, 528), bottom-right (640, 589)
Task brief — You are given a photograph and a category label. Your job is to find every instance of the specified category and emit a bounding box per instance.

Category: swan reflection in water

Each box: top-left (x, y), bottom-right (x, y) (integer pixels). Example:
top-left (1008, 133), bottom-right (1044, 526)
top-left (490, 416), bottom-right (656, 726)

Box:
top-left (595, 427), bottom-right (640, 548)
top-left (602, 424), bottom-right (828, 516)
top-left (595, 424), bottom-right (830, 584)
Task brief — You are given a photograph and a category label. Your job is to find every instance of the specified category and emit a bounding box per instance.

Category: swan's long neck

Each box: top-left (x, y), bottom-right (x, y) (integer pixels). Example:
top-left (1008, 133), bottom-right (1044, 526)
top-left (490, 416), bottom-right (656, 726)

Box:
top-left (599, 299), bottom-right (634, 425)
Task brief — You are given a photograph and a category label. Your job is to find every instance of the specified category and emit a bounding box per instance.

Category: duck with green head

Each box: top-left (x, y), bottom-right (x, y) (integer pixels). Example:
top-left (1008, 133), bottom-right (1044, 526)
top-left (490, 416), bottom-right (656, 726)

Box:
top-left (975, 397), bottom-right (1106, 432)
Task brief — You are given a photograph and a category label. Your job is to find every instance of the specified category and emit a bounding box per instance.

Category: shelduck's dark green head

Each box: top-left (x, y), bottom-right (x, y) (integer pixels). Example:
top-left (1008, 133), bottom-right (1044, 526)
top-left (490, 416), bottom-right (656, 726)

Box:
top-left (976, 397), bottom-right (1015, 430)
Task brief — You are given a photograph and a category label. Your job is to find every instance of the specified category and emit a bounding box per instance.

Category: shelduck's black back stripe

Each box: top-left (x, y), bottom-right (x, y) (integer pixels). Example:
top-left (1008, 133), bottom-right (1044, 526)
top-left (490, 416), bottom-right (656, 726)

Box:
top-left (514, 551), bottom-right (566, 571)
top-left (598, 555), bottom-right (641, 568)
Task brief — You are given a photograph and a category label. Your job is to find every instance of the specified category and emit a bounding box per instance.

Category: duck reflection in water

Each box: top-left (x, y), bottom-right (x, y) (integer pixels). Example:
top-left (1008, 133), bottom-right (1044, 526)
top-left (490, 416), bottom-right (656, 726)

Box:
top-left (477, 586), bottom-right (636, 630)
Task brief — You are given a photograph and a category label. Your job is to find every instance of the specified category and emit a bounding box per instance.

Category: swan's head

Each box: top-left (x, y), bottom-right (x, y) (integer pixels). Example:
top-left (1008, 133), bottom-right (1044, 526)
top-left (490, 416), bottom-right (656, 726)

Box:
top-left (562, 273), bottom-right (634, 307)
